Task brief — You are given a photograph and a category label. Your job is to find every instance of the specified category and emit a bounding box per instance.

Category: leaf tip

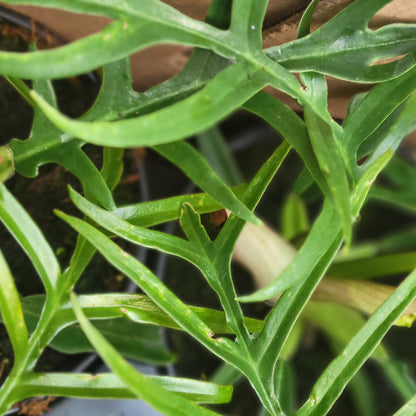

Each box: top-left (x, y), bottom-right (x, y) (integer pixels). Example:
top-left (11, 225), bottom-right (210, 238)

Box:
top-left (54, 209), bottom-right (70, 223)
top-left (237, 288), bottom-right (273, 304)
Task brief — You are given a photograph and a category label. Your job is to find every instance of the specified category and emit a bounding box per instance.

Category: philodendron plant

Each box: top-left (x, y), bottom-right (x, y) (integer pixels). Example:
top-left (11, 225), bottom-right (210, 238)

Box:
top-left (1, 0), bottom-right (416, 415)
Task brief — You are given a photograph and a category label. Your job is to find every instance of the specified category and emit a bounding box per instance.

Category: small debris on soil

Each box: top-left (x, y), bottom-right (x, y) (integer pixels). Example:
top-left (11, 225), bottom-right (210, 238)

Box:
top-left (16, 396), bottom-right (56, 416)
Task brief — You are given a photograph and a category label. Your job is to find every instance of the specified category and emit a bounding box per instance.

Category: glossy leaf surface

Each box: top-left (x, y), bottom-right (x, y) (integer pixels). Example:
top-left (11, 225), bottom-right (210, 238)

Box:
top-left (71, 293), bottom-right (226, 416)
top-left (20, 373), bottom-right (233, 404)
top-left (0, 183), bottom-right (60, 294)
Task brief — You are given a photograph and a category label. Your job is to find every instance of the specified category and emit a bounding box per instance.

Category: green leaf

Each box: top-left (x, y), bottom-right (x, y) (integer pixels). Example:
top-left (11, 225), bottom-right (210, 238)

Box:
top-left (84, 48), bottom-right (225, 123)
top-left (51, 318), bottom-right (174, 365)
top-left (179, 203), bottom-right (223, 293)
top-left (30, 63), bottom-right (268, 148)
top-left (370, 156), bottom-right (416, 216)
top-left (0, 183), bottom-right (60, 294)
top-left (0, 251), bottom-right (29, 362)
top-left (343, 68), bottom-right (416, 160)
top-left (297, 0), bottom-right (320, 39)
top-left (82, 59), bottom-right (140, 122)
top-left (266, 0), bottom-right (416, 82)
top-left (56, 212), bottom-right (239, 364)
top-left (378, 360), bottom-right (416, 401)
top-left (67, 188), bottom-right (204, 267)
top-left (0, 1), bottom-right (230, 79)
top-left (308, 296), bottom-right (380, 416)
top-left (230, 0), bottom-right (268, 50)
top-left (252, 203), bottom-right (343, 385)
top-left (205, 143), bottom-right (294, 370)
top-left (20, 293), bottom-right (264, 337)
top-left (378, 230), bottom-right (416, 253)
top-left (304, 102), bottom-right (352, 244)
top-left (351, 150), bottom-right (393, 216)
top-left (9, 78), bottom-right (115, 210)
top-left (304, 302), bottom-right (387, 361)
top-left (204, 0), bottom-right (232, 30)
top-left (273, 359), bottom-right (295, 415)
top-left (210, 363), bottom-right (242, 386)
top-left (180, 203), bottom-right (212, 249)
top-left (280, 193), bottom-right (310, 241)
top-left (197, 127), bottom-right (243, 186)
top-left (100, 147), bottom-right (124, 192)
top-left (70, 292), bottom-right (225, 416)
top-left (300, 64), bottom-right (351, 243)
top-left (238, 200), bottom-right (341, 302)
top-left (155, 141), bottom-right (258, 224)
top-left (131, 48), bottom-right (228, 119)
top-left (115, 186), bottom-right (246, 227)
top-left (355, 106), bottom-right (401, 170)
top-left (280, 319), bottom-right (304, 361)
top-left (20, 372), bottom-right (233, 404)
top-left (243, 92), bottom-right (329, 198)
top-left (347, 371), bottom-right (376, 416)
top-left (296, 267), bottom-right (416, 416)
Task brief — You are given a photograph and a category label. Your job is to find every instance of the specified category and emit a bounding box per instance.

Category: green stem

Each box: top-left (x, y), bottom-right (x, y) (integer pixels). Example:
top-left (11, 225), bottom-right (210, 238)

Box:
top-left (205, 264), bottom-right (284, 415)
